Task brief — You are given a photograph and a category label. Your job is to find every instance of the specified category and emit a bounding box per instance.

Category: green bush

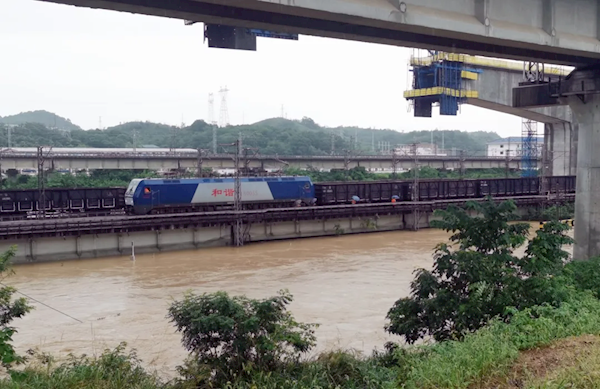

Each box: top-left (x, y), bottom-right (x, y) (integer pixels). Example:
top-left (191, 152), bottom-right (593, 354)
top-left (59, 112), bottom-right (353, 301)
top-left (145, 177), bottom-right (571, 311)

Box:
top-left (565, 256), bottom-right (600, 298)
top-left (386, 200), bottom-right (573, 344)
top-left (167, 289), bottom-right (317, 387)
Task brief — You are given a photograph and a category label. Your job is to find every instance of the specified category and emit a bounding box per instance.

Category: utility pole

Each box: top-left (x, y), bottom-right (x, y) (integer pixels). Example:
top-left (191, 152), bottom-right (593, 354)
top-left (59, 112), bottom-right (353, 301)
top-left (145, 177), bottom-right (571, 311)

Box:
top-left (411, 143), bottom-right (419, 201)
top-left (371, 132), bottom-right (375, 153)
top-left (242, 146), bottom-right (260, 176)
top-left (505, 150), bottom-right (511, 178)
top-left (441, 131), bottom-right (445, 153)
top-left (330, 132), bottom-right (335, 155)
top-left (459, 150), bottom-right (466, 178)
top-left (196, 148), bottom-right (209, 178)
top-left (343, 149), bottom-right (351, 181)
top-left (208, 93), bottom-right (217, 154)
top-left (220, 134), bottom-right (244, 247)
top-left (392, 148), bottom-right (400, 179)
top-left (132, 130), bottom-right (139, 153)
top-left (7, 127), bottom-right (11, 148)
top-left (37, 146), bottom-right (53, 218)
top-left (234, 133), bottom-right (243, 247)
top-left (411, 142), bottom-right (420, 231)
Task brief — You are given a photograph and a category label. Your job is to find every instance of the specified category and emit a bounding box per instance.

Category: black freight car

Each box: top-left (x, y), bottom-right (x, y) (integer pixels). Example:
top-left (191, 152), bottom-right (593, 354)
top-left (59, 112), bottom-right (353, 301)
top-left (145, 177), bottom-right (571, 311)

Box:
top-left (313, 176), bottom-right (577, 205)
top-left (0, 187), bottom-right (126, 217)
top-left (314, 180), bottom-right (409, 205)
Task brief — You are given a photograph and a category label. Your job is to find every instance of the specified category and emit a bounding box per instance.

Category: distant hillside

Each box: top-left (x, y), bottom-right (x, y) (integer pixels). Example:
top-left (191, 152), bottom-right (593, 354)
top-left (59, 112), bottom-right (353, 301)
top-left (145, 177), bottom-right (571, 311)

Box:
top-left (0, 114), bottom-right (502, 156)
top-left (0, 110), bottom-right (81, 131)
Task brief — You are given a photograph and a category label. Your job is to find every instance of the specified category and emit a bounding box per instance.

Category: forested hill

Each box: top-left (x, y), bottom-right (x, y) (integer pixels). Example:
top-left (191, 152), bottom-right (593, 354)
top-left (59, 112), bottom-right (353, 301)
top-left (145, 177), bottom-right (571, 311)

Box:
top-left (0, 115), bottom-right (501, 155)
top-left (0, 110), bottom-right (81, 131)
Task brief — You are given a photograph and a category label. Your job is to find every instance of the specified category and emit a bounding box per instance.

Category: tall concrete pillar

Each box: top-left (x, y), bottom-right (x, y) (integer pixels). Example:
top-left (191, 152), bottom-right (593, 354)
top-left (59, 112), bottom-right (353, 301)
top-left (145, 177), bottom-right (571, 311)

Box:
top-left (546, 122), bottom-right (577, 176)
top-left (569, 95), bottom-right (600, 260)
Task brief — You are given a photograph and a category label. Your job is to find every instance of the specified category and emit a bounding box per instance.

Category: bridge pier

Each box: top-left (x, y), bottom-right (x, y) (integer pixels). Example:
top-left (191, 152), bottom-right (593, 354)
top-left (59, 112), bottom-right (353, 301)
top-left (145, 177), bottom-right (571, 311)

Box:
top-left (568, 95), bottom-right (600, 260)
top-left (546, 122), bottom-right (577, 177)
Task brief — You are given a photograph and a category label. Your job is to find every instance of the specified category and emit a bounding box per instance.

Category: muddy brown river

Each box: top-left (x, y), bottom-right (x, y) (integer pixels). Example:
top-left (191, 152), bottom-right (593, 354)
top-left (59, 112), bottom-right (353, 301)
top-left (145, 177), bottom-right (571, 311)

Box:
top-left (8, 225), bottom-right (572, 377)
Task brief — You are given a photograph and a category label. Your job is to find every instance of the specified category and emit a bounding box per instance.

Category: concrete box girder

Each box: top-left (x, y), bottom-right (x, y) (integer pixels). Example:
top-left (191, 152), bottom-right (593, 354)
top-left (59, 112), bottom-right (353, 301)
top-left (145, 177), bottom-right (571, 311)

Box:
top-left (38, 0), bottom-right (600, 65)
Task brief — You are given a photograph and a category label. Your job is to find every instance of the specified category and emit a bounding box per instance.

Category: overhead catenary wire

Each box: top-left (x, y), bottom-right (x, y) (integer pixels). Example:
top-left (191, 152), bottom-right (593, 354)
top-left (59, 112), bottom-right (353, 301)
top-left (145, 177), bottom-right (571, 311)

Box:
top-left (0, 282), bottom-right (83, 323)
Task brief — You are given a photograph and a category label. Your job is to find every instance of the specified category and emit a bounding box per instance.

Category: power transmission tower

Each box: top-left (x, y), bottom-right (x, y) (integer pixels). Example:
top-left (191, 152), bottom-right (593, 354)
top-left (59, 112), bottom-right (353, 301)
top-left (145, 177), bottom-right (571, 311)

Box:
top-left (219, 86), bottom-right (230, 128)
top-left (37, 146), bottom-right (53, 218)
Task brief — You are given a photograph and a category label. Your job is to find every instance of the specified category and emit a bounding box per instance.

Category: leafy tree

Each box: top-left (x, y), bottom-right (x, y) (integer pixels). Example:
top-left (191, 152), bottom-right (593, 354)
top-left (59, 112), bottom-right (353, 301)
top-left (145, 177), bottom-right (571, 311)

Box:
top-left (167, 289), bottom-right (317, 385)
top-left (385, 200), bottom-right (573, 344)
top-left (0, 247), bottom-right (32, 367)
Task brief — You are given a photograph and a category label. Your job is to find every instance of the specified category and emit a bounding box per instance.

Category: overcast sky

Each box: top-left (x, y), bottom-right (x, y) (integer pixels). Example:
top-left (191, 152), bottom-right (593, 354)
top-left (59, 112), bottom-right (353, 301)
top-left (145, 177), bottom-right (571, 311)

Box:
top-left (1, 0), bottom-right (524, 136)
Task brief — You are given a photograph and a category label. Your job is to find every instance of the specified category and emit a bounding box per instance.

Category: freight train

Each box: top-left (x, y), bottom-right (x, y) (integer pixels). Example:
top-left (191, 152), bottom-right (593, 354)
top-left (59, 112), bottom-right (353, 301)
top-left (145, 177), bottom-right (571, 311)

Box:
top-left (125, 175), bottom-right (576, 215)
top-left (0, 176), bottom-right (576, 219)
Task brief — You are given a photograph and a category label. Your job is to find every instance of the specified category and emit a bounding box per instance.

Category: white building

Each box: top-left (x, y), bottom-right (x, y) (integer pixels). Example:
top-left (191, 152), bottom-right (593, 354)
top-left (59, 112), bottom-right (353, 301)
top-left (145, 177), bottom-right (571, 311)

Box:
top-left (394, 143), bottom-right (448, 156)
top-left (487, 137), bottom-right (544, 157)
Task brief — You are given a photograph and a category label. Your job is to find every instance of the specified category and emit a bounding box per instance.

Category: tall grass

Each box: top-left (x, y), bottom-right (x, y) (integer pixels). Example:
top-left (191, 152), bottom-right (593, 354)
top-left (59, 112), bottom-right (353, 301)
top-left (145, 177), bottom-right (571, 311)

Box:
top-left (0, 343), bottom-right (166, 389)
top-left (400, 292), bottom-right (600, 389)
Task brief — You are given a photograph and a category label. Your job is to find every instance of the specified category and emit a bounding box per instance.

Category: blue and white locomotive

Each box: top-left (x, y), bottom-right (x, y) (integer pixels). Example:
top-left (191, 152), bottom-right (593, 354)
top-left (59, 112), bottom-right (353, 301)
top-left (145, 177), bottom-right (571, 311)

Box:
top-left (125, 176), bottom-right (315, 215)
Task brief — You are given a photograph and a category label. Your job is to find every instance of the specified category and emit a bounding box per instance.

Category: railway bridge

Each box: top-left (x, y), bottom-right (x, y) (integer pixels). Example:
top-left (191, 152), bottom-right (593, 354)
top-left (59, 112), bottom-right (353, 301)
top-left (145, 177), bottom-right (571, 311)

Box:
top-left (0, 149), bottom-right (526, 172)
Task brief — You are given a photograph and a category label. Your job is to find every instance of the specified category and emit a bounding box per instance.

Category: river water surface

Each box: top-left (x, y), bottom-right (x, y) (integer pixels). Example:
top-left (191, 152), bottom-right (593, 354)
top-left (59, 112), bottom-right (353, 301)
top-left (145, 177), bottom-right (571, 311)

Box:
top-left (8, 224), bottom-right (571, 376)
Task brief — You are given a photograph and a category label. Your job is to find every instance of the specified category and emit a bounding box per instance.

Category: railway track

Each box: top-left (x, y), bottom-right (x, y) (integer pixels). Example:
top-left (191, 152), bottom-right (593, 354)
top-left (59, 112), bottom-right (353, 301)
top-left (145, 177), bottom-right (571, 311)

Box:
top-left (0, 194), bottom-right (575, 240)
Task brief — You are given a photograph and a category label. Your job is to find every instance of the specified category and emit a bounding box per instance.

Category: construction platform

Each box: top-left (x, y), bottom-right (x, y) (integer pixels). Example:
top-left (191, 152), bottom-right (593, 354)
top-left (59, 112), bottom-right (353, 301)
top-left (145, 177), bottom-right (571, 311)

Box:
top-left (0, 194), bottom-right (574, 264)
top-left (404, 51), bottom-right (569, 117)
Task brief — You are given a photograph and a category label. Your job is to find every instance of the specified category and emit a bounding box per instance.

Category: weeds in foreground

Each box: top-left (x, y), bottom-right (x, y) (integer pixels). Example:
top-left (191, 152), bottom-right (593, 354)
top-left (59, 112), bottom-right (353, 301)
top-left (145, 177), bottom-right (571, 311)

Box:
top-left (0, 343), bottom-right (165, 389)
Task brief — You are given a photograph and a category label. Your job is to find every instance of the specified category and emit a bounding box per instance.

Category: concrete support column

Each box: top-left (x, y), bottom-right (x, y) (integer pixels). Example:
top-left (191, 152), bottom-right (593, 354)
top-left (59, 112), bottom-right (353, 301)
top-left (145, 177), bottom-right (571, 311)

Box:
top-left (546, 122), bottom-right (577, 176)
top-left (568, 95), bottom-right (600, 260)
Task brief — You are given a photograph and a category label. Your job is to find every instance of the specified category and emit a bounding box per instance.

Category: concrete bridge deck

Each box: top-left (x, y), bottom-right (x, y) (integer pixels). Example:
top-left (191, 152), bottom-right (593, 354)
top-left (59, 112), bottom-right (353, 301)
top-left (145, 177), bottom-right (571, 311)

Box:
top-left (0, 150), bottom-right (526, 171)
top-left (38, 0), bottom-right (600, 66)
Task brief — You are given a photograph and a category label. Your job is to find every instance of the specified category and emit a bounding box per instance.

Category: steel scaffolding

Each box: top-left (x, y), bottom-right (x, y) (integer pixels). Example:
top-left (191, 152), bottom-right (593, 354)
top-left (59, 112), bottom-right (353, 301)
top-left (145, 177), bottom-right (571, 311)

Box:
top-left (521, 119), bottom-right (538, 177)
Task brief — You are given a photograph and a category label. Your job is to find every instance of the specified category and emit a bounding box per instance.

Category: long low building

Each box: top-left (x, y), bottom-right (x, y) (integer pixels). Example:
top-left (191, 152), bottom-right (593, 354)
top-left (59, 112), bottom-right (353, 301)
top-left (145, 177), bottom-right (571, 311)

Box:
top-left (0, 147), bottom-right (528, 172)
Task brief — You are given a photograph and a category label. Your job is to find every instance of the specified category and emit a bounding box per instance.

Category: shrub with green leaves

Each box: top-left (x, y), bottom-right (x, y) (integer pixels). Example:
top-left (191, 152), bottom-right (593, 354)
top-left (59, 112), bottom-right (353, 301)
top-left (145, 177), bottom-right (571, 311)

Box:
top-left (0, 246), bottom-right (32, 368)
top-left (167, 289), bottom-right (317, 386)
top-left (386, 199), bottom-right (573, 344)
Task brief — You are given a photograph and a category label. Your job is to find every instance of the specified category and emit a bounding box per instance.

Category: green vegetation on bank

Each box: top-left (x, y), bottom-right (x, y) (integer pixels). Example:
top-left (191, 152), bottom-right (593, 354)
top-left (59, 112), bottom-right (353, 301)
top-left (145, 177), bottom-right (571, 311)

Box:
top-left (0, 166), bottom-right (521, 190)
top-left (0, 112), bottom-right (499, 156)
top-left (1, 170), bottom-right (160, 190)
top-left (0, 199), bottom-right (597, 389)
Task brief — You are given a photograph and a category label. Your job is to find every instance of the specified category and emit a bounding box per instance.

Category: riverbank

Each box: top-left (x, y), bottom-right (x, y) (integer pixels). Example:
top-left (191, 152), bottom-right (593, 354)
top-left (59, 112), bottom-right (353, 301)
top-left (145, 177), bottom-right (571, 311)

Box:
top-left (3, 292), bottom-right (600, 389)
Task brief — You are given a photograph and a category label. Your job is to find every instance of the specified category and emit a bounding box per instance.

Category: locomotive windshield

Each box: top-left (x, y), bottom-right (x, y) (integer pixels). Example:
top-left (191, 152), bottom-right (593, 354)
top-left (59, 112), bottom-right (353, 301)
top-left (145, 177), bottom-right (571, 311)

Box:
top-left (125, 179), bottom-right (143, 196)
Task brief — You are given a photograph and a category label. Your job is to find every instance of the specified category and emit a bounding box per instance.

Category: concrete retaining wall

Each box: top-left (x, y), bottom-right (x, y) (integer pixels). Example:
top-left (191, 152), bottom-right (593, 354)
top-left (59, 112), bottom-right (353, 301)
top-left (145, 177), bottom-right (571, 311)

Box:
top-left (1, 207), bottom-right (532, 264)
